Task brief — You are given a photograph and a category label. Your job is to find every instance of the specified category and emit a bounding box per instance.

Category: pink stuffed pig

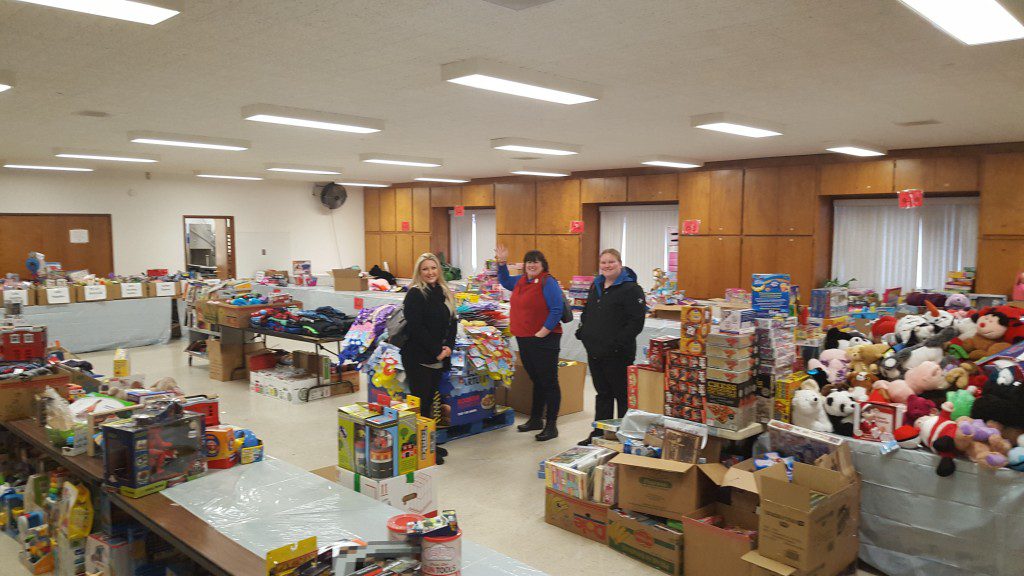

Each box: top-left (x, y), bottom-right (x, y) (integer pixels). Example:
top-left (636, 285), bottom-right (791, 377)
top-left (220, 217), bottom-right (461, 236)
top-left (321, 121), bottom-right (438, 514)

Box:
top-left (905, 361), bottom-right (949, 395)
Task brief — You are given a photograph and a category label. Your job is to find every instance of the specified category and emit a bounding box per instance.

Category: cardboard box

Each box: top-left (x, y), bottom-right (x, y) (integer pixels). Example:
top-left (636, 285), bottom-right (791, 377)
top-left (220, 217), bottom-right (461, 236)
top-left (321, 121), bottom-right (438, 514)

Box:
top-left (216, 300), bottom-right (301, 329)
top-left (0, 288), bottom-right (35, 307)
top-left (707, 345), bottom-right (753, 360)
top-left (650, 304), bottom-right (684, 320)
top-left (678, 337), bottom-right (706, 356)
top-left (332, 269), bottom-right (369, 292)
top-left (667, 349), bottom-right (706, 369)
top-left (115, 282), bottom-right (146, 299)
top-left (627, 365), bottom-right (665, 414)
top-left (853, 401), bottom-right (905, 442)
top-left (0, 372), bottom-right (70, 421)
top-left (609, 453), bottom-right (714, 519)
top-left (336, 466), bottom-right (438, 517)
top-left (720, 308), bottom-right (756, 334)
top-left (751, 274), bottom-right (791, 316)
top-left (145, 281), bottom-right (180, 298)
top-left (707, 331), bottom-right (756, 348)
top-left (249, 367), bottom-right (320, 403)
top-left (209, 340), bottom-right (264, 382)
top-left (504, 358), bottom-right (585, 416)
top-left (757, 462), bottom-right (860, 574)
top-left (704, 397), bottom-right (756, 431)
top-left (647, 336), bottom-right (680, 372)
top-left (337, 403), bottom-right (418, 479)
top-left (708, 367), bottom-right (753, 383)
top-left (708, 355), bottom-right (756, 371)
top-left (545, 488), bottom-right (611, 544)
top-left (607, 508), bottom-right (685, 576)
top-left (682, 462), bottom-right (762, 576)
top-left (742, 551), bottom-right (858, 576)
top-left (72, 284), bottom-right (108, 302)
top-left (35, 286), bottom-right (72, 305)
top-left (416, 416), bottom-right (436, 469)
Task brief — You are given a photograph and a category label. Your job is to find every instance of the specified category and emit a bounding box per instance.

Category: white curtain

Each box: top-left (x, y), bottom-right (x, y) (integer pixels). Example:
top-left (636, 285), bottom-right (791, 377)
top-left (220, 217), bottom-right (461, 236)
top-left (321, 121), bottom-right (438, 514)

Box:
top-left (599, 205), bottom-right (679, 290)
top-left (449, 209), bottom-right (496, 276)
top-left (832, 198), bottom-right (978, 293)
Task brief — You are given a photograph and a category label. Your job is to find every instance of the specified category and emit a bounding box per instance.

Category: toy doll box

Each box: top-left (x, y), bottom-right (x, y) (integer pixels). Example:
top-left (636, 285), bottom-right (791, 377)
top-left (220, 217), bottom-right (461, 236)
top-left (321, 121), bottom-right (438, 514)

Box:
top-left (101, 411), bottom-right (207, 498)
top-left (853, 401), bottom-right (905, 442)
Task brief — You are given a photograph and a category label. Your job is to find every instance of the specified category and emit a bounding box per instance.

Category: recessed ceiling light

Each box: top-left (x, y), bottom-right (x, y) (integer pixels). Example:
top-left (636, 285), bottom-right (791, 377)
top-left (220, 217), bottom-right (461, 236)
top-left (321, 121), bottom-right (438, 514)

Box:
top-left (442, 58), bottom-right (600, 105)
top-left (129, 131), bottom-right (249, 151)
top-left (336, 181), bottom-right (391, 188)
top-left (4, 163), bottom-right (93, 172)
top-left (265, 163), bottom-right (342, 175)
top-left (898, 0), bottom-right (1024, 45)
top-left (0, 71), bottom-right (14, 93)
top-left (826, 143), bottom-right (888, 157)
top-left (641, 156), bottom-right (704, 169)
top-left (692, 112), bottom-right (783, 138)
top-left (194, 172), bottom-right (263, 181)
top-left (359, 153), bottom-right (442, 168)
top-left (511, 168), bottom-right (570, 177)
top-left (491, 137), bottom-right (580, 156)
top-left (414, 177), bottom-right (470, 183)
top-left (243, 104), bottom-right (384, 134)
top-left (14, 0), bottom-right (180, 25)
top-left (54, 148), bottom-right (158, 163)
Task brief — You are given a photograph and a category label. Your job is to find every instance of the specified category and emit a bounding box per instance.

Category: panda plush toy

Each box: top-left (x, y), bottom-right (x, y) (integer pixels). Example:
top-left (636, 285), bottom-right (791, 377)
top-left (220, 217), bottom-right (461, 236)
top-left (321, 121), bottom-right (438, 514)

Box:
top-left (824, 388), bottom-right (867, 436)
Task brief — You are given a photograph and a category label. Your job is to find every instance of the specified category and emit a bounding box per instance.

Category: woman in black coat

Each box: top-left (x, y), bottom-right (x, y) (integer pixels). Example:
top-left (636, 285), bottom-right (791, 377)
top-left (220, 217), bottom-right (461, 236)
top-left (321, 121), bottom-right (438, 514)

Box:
top-left (400, 252), bottom-right (457, 463)
top-left (575, 248), bottom-right (646, 445)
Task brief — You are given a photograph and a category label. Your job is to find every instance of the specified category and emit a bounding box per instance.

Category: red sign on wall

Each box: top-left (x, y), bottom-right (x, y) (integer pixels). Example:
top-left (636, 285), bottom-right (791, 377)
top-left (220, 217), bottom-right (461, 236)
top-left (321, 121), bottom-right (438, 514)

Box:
top-left (400, 220), bottom-right (411, 231)
top-left (898, 189), bottom-right (923, 209)
top-left (682, 219), bottom-right (702, 235)
top-left (569, 220), bottom-right (585, 234)
top-left (454, 205), bottom-right (465, 217)
top-left (354, 297), bottom-right (364, 310)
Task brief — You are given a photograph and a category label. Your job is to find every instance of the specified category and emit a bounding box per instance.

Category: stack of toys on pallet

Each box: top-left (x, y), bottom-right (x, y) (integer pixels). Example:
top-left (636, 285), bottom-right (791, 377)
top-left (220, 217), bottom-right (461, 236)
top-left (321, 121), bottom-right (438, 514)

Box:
top-left (945, 267), bottom-right (976, 294)
top-left (249, 349), bottom-right (360, 403)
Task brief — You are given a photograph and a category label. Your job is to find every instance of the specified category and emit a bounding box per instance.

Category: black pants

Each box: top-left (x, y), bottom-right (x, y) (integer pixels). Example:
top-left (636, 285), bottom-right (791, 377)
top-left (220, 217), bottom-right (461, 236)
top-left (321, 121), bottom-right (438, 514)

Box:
top-left (589, 352), bottom-right (632, 423)
top-left (517, 333), bottom-right (561, 422)
top-left (404, 361), bottom-right (443, 422)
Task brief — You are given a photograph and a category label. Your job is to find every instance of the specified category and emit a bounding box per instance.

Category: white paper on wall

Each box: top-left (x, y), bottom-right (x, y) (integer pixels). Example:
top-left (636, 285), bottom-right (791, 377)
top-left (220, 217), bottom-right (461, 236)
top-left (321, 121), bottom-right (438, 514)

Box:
top-left (69, 229), bottom-right (90, 244)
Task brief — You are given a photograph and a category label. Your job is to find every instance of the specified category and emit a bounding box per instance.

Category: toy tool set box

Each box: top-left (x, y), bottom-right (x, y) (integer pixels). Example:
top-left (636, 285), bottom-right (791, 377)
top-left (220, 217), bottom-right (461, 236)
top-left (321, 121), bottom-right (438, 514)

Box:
top-left (338, 403), bottom-right (418, 479)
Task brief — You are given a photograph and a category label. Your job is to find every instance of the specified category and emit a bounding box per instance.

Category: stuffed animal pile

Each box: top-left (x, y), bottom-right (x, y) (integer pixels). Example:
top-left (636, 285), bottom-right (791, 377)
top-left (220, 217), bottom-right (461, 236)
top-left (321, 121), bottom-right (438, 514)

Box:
top-left (790, 302), bottom-right (1024, 476)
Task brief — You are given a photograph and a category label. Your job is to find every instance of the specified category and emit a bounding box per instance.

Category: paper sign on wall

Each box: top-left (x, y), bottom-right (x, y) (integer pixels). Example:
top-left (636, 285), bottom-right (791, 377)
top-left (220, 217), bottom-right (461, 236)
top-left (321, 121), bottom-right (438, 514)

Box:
top-left (83, 285), bottom-right (107, 301)
top-left (46, 287), bottom-right (71, 304)
top-left (400, 221), bottom-right (411, 232)
top-left (120, 283), bottom-right (143, 298)
top-left (454, 205), bottom-right (465, 217)
top-left (682, 219), bottom-right (701, 235)
top-left (569, 220), bottom-right (584, 234)
top-left (898, 189), bottom-right (923, 209)
top-left (354, 297), bottom-right (364, 310)
top-left (154, 282), bottom-right (176, 297)
top-left (69, 229), bottom-right (89, 244)
top-left (3, 290), bottom-right (28, 304)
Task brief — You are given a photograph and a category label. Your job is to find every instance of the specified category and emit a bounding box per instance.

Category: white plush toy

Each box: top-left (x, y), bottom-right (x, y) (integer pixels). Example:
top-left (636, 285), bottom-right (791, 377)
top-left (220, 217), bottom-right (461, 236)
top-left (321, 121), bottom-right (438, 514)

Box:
top-left (791, 382), bottom-right (833, 433)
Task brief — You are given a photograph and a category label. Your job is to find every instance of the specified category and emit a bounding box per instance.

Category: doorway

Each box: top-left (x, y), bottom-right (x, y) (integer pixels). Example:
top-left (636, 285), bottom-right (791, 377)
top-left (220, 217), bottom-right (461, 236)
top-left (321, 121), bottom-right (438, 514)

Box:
top-left (183, 216), bottom-right (236, 279)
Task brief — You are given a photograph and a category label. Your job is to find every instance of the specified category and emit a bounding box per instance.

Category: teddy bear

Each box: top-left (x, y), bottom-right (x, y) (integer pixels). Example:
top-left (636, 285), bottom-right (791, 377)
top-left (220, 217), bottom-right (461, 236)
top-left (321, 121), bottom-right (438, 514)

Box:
top-left (953, 417), bottom-right (1011, 469)
top-left (944, 362), bottom-right (980, 390)
top-left (904, 394), bottom-right (937, 423)
top-left (824, 387), bottom-right (867, 436)
top-left (848, 371), bottom-right (878, 392)
top-left (846, 343), bottom-right (889, 374)
top-left (950, 306), bottom-right (1024, 361)
top-left (791, 382), bottom-right (833, 433)
top-left (807, 354), bottom-right (850, 387)
top-left (875, 361), bottom-right (948, 403)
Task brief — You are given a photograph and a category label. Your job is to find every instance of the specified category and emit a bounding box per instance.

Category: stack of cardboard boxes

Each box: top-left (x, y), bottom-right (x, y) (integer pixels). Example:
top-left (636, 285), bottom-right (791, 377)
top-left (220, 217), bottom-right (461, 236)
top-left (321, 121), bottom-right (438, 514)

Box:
top-left (808, 287), bottom-right (850, 332)
top-left (755, 317), bottom-right (798, 423)
top-left (664, 305), bottom-right (711, 423)
top-left (704, 331), bottom-right (757, 431)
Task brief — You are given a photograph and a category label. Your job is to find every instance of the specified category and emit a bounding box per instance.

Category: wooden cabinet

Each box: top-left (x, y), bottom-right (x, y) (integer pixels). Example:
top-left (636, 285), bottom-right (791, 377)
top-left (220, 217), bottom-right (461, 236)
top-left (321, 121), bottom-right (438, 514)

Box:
top-left (679, 170), bottom-right (743, 235)
top-left (364, 189), bottom-right (380, 232)
top-left (379, 233), bottom-right (397, 271)
top-left (379, 188), bottom-right (397, 232)
top-left (364, 233), bottom-right (381, 269)
top-left (395, 234), bottom-right (414, 279)
top-left (677, 236), bottom-right (741, 299)
top-left (743, 166), bottom-right (816, 235)
top-left (581, 177), bottom-right (627, 203)
top-left (895, 157), bottom-right (979, 192)
top-left (975, 236), bottom-right (1024, 295)
top-left (535, 235), bottom-right (581, 285)
top-left (536, 179), bottom-right (581, 234)
top-left (430, 186), bottom-right (462, 207)
top-left (412, 187), bottom-right (431, 232)
top-left (820, 161), bottom-right (893, 196)
top-left (496, 182), bottom-right (536, 234)
top-left (462, 184), bottom-right (495, 207)
top-left (395, 188), bottom-right (413, 231)
top-left (496, 235), bottom-right (537, 264)
top-left (741, 236), bottom-right (816, 293)
top-left (679, 172), bottom-right (711, 229)
top-left (413, 234), bottom-right (431, 262)
top-left (980, 153), bottom-right (1024, 236)
top-left (627, 174), bottom-right (678, 203)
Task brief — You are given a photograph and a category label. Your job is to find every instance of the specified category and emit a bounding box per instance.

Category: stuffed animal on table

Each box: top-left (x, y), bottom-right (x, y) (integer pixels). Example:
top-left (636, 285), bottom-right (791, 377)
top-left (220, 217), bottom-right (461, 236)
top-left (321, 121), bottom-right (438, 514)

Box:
top-left (970, 356), bottom-right (1024, 430)
top-left (945, 362), bottom-right (981, 390)
top-left (945, 293), bottom-right (971, 311)
top-left (848, 371), bottom-right (879, 392)
top-left (953, 417), bottom-right (1011, 469)
top-left (808, 349), bottom-right (851, 386)
top-left (823, 327), bottom-right (871, 351)
top-left (872, 316), bottom-right (898, 345)
top-left (791, 382), bottom-right (833, 433)
top-left (949, 306), bottom-right (1024, 361)
top-left (846, 343), bottom-right (890, 374)
top-left (904, 394), bottom-right (937, 423)
top-left (894, 326), bottom-right (957, 372)
top-left (943, 389), bottom-right (977, 420)
top-left (916, 410), bottom-right (959, 477)
top-left (824, 387), bottom-right (867, 436)
top-left (651, 268), bottom-right (669, 292)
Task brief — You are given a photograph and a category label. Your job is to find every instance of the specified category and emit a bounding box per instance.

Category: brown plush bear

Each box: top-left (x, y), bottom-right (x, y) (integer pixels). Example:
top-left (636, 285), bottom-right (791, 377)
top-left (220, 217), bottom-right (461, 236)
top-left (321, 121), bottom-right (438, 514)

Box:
top-left (953, 307), bottom-right (1023, 360)
top-left (846, 343), bottom-right (890, 374)
top-left (848, 371), bottom-right (879, 391)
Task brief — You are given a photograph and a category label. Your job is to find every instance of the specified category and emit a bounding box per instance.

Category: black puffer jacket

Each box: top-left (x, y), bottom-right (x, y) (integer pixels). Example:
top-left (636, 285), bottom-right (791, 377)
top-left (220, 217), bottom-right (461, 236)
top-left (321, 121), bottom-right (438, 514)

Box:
top-left (400, 284), bottom-right (457, 367)
top-left (575, 267), bottom-right (646, 359)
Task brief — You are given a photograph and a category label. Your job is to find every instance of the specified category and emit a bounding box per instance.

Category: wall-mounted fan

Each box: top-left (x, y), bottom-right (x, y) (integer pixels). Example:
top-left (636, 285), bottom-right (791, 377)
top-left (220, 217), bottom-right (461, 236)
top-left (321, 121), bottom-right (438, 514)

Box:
top-left (318, 183), bottom-right (348, 210)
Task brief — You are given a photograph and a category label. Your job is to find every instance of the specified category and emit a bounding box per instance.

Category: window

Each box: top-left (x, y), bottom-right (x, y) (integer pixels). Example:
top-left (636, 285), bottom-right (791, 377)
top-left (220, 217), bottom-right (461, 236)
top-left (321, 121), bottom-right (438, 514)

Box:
top-left (23, 333), bottom-right (33, 343)
top-left (831, 197), bottom-right (978, 293)
top-left (9, 334), bottom-right (19, 344)
top-left (599, 205), bottom-right (680, 289)
top-left (449, 209), bottom-right (497, 276)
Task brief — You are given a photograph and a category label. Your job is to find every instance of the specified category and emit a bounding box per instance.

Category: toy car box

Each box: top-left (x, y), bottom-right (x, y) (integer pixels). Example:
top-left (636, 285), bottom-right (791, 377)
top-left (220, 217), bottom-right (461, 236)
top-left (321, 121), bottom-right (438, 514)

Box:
top-left (101, 407), bottom-right (206, 498)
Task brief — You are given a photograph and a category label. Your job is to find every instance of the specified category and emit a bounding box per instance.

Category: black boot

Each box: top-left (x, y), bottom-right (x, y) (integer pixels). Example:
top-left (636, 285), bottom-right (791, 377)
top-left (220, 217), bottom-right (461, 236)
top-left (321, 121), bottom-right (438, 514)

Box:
top-left (577, 428), bottom-right (601, 446)
top-left (535, 421), bottom-right (558, 441)
top-left (517, 418), bottom-right (544, 432)
top-left (436, 446), bottom-right (447, 465)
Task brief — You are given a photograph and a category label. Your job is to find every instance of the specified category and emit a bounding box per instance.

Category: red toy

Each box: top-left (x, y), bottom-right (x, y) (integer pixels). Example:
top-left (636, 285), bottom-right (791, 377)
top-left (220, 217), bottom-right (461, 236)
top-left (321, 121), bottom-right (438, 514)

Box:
top-left (0, 326), bottom-right (47, 362)
top-left (917, 409), bottom-right (958, 477)
top-left (146, 428), bottom-right (176, 476)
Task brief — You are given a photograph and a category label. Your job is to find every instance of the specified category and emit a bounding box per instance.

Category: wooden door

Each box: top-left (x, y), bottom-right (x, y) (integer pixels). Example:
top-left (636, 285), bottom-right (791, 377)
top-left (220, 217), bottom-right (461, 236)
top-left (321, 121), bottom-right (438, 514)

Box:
top-left (496, 235), bottom-right (537, 264)
top-left (379, 188), bottom-right (397, 231)
top-left (678, 172), bottom-right (710, 232)
top-left (980, 153), bottom-right (1024, 236)
top-left (741, 236), bottom-right (816, 293)
top-left (895, 157), bottom-right (979, 193)
top-left (462, 184), bottom-right (495, 207)
top-left (627, 173), bottom-right (678, 202)
top-left (536, 179), bottom-right (581, 234)
top-left (581, 177), bottom-right (627, 203)
top-left (430, 186), bottom-right (461, 208)
top-left (975, 236), bottom-right (1024, 295)
top-left (535, 235), bottom-right (581, 286)
top-left (363, 189), bottom-right (380, 232)
top-left (777, 165), bottom-right (817, 235)
top-left (395, 234), bottom-right (414, 278)
top-left (742, 167), bottom-right (779, 235)
top-left (677, 235), bottom-right (741, 299)
top-left (412, 187), bottom-right (431, 232)
top-left (706, 169), bottom-right (743, 235)
top-left (0, 214), bottom-right (115, 276)
top-left (364, 233), bottom-right (381, 270)
top-left (379, 233), bottom-right (397, 272)
top-left (820, 161), bottom-right (894, 196)
top-left (395, 188), bottom-right (413, 231)
top-left (496, 182), bottom-right (536, 234)
top-left (413, 234), bottom-right (431, 263)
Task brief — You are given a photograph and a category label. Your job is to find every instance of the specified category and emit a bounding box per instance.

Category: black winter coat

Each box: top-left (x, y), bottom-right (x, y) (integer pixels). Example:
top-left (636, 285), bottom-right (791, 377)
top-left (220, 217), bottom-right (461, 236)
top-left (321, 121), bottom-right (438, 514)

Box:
top-left (575, 268), bottom-right (646, 359)
top-left (400, 284), bottom-right (457, 367)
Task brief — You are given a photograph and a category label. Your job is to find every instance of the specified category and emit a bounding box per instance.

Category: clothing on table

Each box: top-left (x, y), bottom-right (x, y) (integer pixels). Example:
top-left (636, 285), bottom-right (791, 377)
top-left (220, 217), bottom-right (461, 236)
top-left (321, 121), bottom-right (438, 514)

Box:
top-left (517, 332), bottom-right (562, 421)
top-left (497, 264), bottom-right (563, 338)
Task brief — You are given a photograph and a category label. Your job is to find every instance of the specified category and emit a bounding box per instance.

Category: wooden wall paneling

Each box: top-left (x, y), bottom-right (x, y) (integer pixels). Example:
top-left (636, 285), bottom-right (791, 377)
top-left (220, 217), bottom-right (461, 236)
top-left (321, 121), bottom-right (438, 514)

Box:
top-left (979, 153), bottom-right (1024, 236)
top-left (395, 188), bottom-right (413, 231)
top-left (379, 233), bottom-right (398, 273)
top-left (740, 236), bottom-right (776, 287)
top-left (678, 172), bottom-right (710, 233)
top-left (495, 182), bottom-right (536, 234)
top-left (0, 214), bottom-right (114, 276)
top-left (707, 170), bottom-right (743, 234)
top-left (536, 179), bottom-right (581, 234)
top-left (677, 236), bottom-right (741, 299)
top-left (579, 204), bottom-right (601, 276)
top-left (535, 235), bottom-right (581, 286)
top-left (379, 188), bottom-right (397, 231)
top-left (819, 161), bottom-right (894, 196)
top-left (462, 184), bottom-right (495, 207)
top-left (364, 233), bottom-right (381, 270)
top-left (430, 186), bottom-right (462, 208)
top-left (742, 167), bottom-right (779, 235)
top-left (429, 208), bottom-right (451, 259)
top-left (412, 187), bottom-right (431, 232)
top-left (812, 197), bottom-right (834, 288)
top-left (413, 234), bottom-right (431, 263)
top-left (775, 237), bottom-right (816, 294)
top-left (581, 177), bottom-right (627, 203)
top-left (893, 159), bottom-right (928, 192)
top-left (896, 157), bottom-right (980, 192)
top-left (496, 235), bottom-right (537, 264)
top-left (363, 189), bottom-right (380, 232)
top-left (395, 234), bottom-right (414, 278)
top-left (975, 236), bottom-right (1024, 295)
top-left (777, 165), bottom-right (818, 235)
top-left (628, 173), bottom-right (678, 202)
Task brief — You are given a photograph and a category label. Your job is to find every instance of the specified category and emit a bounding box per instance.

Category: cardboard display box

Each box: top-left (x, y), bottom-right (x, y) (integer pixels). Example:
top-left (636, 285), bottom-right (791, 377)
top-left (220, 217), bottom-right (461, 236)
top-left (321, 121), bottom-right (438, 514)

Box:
top-left (34, 286), bottom-right (72, 305)
top-left (649, 304), bottom-right (683, 320)
top-left (332, 269), bottom-right (369, 292)
top-left (109, 282), bottom-right (146, 299)
top-left (249, 367), bottom-right (319, 403)
top-left (607, 508), bottom-right (685, 576)
top-left (0, 372), bottom-right (70, 421)
top-left (209, 340), bottom-right (265, 382)
top-left (502, 358), bottom-right (586, 416)
top-left (0, 289), bottom-right (36, 307)
top-left (145, 281), bottom-right (180, 298)
top-left (216, 300), bottom-right (301, 329)
top-left (626, 365), bottom-right (665, 414)
top-left (545, 488), bottom-right (611, 544)
top-left (72, 284), bottom-right (109, 302)
top-left (609, 453), bottom-right (715, 519)
top-left (682, 462), bottom-right (762, 576)
top-left (336, 466), bottom-right (438, 518)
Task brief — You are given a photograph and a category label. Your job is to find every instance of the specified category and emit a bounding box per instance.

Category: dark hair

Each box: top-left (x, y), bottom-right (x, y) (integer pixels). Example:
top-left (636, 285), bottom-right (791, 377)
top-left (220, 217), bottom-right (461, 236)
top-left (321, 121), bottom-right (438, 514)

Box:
top-left (522, 250), bottom-right (549, 272)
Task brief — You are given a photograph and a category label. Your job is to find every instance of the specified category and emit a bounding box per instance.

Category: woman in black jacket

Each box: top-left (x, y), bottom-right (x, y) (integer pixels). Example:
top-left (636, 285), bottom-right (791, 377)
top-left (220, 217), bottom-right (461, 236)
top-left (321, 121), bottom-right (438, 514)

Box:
top-left (575, 248), bottom-right (646, 445)
top-left (400, 252), bottom-right (457, 463)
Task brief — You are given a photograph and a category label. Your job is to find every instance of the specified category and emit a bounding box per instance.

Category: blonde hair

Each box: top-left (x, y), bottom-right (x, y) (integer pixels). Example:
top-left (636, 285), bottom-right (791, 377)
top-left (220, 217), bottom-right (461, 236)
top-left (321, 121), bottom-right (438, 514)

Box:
top-left (410, 252), bottom-right (456, 315)
top-left (600, 248), bottom-right (622, 263)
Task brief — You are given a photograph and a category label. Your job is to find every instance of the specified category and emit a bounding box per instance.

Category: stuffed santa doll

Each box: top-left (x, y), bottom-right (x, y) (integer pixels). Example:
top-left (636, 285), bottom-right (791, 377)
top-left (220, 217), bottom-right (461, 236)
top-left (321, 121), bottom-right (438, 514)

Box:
top-left (917, 408), bottom-right (958, 477)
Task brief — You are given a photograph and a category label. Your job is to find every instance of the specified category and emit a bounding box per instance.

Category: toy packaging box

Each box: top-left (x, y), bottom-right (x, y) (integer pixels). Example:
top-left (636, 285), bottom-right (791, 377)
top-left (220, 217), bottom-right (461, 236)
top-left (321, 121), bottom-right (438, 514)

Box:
top-left (706, 345), bottom-right (752, 360)
top-left (667, 349), bottom-right (706, 369)
top-left (772, 372), bottom-right (809, 424)
top-left (751, 274), bottom-right (791, 317)
top-left (544, 488), bottom-right (611, 544)
top-left (810, 288), bottom-right (849, 319)
top-left (853, 401), bottom-right (906, 442)
top-left (341, 405), bottom-right (418, 479)
top-left (101, 407), bottom-right (206, 498)
top-left (441, 370), bottom-right (496, 426)
top-left (706, 331), bottom-right (755, 349)
top-left (678, 304), bottom-right (711, 357)
top-left (607, 508), bottom-right (684, 576)
top-left (719, 308), bottom-right (755, 334)
top-left (338, 403), bottom-right (376, 476)
top-left (416, 416), bottom-right (437, 470)
top-left (627, 365), bottom-right (665, 414)
top-left (336, 466), bottom-right (438, 518)
top-left (647, 336), bottom-right (680, 372)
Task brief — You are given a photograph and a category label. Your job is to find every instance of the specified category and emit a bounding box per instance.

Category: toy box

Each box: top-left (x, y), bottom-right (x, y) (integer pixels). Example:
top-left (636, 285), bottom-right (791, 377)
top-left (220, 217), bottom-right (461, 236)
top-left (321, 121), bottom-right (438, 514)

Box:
top-left (704, 396), bottom-right (756, 431)
top-left (810, 288), bottom-right (849, 319)
top-left (101, 403), bottom-right (206, 498)
top-left (772, 372), bottom-right (809, 424)
top-left (338, 403), bottom-right (376, 476)
top-left (679, 304), bottom-right (712, 345)
top-left (338, 404), bottom-right (418, 479)
top-left (203, 425), bottom-right (239, 469)
top-left (807, 315), bottom-right (851, 331)
top-left (854, 401), bottom-right (906, 442)
top-left (719, 308), bottom-right (755, 334)
top-left (544, 488), bottom-right (611, 544)
top-left (0, 326), bottom-right (47, 362)
top-left (627, 365), bottom-right (665, 414)
top-left (706, 331), bottom-right (755, 349)
top-left (607, 508), bottom-right (684, 576)
top-left (707, 367), bottom-right (752, 384)
top-left (441, 371), bottom-right (496, 426)
top-left (647, 336), bottom-right (680, 372)
top-left (416, 416), bottom-right (436, 470)
top-left (85, 533), bottom-right (141, 576)
top-left (751, 274), bottom-right (791, 316)
top-left (707, 355), bottom-right (755, 371)
top-left (666, 365), bottom-right (706, 385)
top-left (706, 345), bottom-right (752, 360)
top-left (667, 349), bottom-right (706, 369)
top-left (336, 466), bottom-right (438, 517)
top-left (678, 337), bottom-right (706, 356)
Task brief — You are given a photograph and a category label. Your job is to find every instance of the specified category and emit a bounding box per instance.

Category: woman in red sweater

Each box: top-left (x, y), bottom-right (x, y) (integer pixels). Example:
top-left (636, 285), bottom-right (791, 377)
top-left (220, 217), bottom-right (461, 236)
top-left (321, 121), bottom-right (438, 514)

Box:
top-left (495, 244), bottom-right (564, 441)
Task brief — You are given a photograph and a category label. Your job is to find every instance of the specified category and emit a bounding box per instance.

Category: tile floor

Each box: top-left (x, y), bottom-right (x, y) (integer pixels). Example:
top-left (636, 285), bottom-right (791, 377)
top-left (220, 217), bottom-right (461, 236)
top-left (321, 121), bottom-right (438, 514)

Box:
top-left (0, 337), bottom-right (884, 575)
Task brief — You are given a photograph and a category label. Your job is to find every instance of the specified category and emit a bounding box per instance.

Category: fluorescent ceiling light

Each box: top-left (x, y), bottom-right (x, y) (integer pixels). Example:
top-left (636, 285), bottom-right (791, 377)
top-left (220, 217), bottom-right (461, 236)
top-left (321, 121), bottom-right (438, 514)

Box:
top-left (4, 163), bottom-right (93, 172)
top-left (414, 177), bottom-right (470, 183)
top-left (641, 156), bottom-right (703, 169)
top-left (826, 143), bottom-right (887, 157)
top-left (442, 58), bottom-right (600, 105)
top-left (243, 104), bottom-right (384, 134)
top-left (0, 71), bottom-right (13, 93)
top-left (14, 0), bottom-right (180, 25)
top-left (265, 163), bottom-right (342, 175)
top-left (360, 153), bottom-right (442, 168)
top-left (491, 137), bottom-right (580, 156)
top-left (898, 0), bottom-right (1024, 45)
top-left (692, 112), bottom-right (783, 138)
top-left (336, 181), bottom-right (390, 188)
top-left (129, 131), bottom-right (249, 151)
top-left (195, 172), bottom-right (263, 181)
top-left (54, 148), bottom-right (158, 163)
top-left (511, 169), bottom-right (569, 177)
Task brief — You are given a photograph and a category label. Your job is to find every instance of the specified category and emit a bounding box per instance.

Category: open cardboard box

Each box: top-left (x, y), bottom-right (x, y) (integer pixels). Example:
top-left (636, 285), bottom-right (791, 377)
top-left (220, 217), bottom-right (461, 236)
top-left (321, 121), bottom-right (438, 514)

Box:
top-left (544, 488), bottom-right (611, 544)
top-left (607, 508), bottom-right (685, 576)
top-left (609, 453), bottom-right (717, 520)
top-left (627, 365), bottom-right (665, 414)
top-left (501, 356), bottom-right (586, 416)
top-left (682, 461), bottom-right (764, 576)
top-left (332, 269), bottom-right (369, 292)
